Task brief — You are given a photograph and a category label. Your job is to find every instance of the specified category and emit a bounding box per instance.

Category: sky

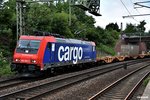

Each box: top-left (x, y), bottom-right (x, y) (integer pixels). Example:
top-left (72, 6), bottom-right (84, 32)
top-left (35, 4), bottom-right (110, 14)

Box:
top-left (87, 0), bottom-right (150, 32)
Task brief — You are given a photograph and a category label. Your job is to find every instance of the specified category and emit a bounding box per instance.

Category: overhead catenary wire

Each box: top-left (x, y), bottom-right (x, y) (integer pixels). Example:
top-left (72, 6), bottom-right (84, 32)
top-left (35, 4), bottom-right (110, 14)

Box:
top-left (120, 0), bottom-right (132, 16)
top-left (120, 0), bottom-right (139, 22)
top-left (134, 0), bottom-right (150, 9)
top-left (124, 0), bottom-right (150, 19)
top-left (135, 1), bottom-right (150, 4)
top-left (134, 7), bottom-right (141, 14)
top-left (130, 0), bottom-right (141, 14)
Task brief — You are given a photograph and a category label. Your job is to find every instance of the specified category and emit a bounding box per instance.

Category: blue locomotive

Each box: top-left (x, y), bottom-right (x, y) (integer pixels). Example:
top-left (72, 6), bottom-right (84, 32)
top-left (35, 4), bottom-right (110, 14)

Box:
top-left (11, 34), bottom-right (96, 76)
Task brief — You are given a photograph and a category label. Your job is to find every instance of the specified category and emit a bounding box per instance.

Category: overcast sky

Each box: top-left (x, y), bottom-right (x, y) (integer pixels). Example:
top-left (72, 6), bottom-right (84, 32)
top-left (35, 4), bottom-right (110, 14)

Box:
top-left (88, 0), bottom-right (150, 32)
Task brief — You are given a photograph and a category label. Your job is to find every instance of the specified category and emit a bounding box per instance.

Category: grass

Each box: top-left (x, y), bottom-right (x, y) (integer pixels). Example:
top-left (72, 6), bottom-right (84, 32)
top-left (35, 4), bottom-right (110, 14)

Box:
top-left (143, 77), bottom-right (150, 87)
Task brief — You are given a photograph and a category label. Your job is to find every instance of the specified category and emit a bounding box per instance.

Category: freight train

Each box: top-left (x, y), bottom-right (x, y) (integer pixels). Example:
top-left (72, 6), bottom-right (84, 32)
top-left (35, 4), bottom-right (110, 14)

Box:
top-left (11, 33), bottom-right (97, 76)
top-left (10, 33), bottom-right (150, 77)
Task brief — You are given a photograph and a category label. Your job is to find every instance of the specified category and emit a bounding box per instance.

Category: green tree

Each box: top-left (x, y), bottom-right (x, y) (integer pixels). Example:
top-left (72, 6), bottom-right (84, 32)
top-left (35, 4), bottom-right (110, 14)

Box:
top-left (86, 27), bottom-right (100, 45)
top-left (105, 23), bottom-right (120, 32)
top-left (51, 12), bottom-right (74, 38)
top-left (0, 0), bottom-right (16, 56)
top-left (0, 0), bottom-right (3, 6)
top-left (0, 0), bottom-right (122, 60)
top-left (137, 20), bottom-right (146, 33)
top-left (26, 3), bottom-right (52, 33)
top-left (124, 23), bottom-right (137, 36)
top-left (124, 20), bottom-right (146, 36)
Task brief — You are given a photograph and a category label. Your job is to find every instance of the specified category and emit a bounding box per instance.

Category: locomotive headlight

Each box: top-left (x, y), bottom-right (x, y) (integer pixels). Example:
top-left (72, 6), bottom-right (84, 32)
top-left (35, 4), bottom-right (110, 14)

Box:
top-left (31, 60), bottom-right (36, 63)
top-left (15, 58), bottom-right (20, 62)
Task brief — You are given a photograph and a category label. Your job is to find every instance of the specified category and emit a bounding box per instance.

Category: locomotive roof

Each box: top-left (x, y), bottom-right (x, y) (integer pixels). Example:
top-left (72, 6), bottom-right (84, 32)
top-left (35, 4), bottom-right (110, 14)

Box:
top-left (19, 35), bottom-right (95, 46)
top-left (20, 35), bottom-right (46, 40)
top-left (56, 38), bottom-right (95, 46)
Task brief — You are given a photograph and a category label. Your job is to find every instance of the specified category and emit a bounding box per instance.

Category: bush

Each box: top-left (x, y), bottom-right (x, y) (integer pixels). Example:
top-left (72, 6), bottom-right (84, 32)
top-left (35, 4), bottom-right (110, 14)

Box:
top-left (0, 52), bottom-right (14, 76)
top-left (0, 52), bottom-right (7, 67)
top-left (0, 64), bottom-right (14, 76)
top-left (97, 44), bottom-right (116, 56)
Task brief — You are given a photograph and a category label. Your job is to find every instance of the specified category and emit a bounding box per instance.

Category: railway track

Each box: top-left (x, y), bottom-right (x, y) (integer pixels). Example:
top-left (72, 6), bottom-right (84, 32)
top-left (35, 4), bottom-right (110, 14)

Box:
top-left (0, 75), bottom-right (45, 92)
top-left (0, 59), bottom-right (149, 100)
top-left (0, 77), bottom-right (46, 95)
top-left (0, 58), bottom-right (145, 91)
top-left (0, 76), bottom-right (20, 84)
top-left (0, 77), bottom-right (26, 90)
top-left (0, 78), bottom-right (42, 92)
top-left (0, 79), bottom-right (28, 90)
top-left (88, 64), bottom-right (150, 100)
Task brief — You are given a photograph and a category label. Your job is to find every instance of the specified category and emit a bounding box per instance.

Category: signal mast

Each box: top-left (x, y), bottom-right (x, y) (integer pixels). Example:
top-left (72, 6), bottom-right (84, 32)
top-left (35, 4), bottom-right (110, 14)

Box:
top-left (16, 0), bottom-right (53, 41)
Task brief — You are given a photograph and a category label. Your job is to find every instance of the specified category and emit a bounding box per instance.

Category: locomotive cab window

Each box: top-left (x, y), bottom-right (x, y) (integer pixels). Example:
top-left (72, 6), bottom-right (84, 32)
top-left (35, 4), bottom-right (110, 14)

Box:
top-left (16, 40), bottom-right (41, 54)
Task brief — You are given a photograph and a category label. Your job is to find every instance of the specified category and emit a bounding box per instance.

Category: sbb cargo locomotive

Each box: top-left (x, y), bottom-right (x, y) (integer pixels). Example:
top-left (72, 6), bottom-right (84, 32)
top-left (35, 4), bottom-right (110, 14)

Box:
top-left (11, 35), bottom-right (96, 76)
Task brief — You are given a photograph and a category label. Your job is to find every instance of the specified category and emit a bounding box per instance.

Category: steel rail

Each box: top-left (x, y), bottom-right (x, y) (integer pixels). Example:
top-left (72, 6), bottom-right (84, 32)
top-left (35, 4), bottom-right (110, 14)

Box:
top-left (0, 60), bottom-right (142, 99)
top-left (0, 67), bottom-right (124, 99)
top-left (124, 71), bottom-right (150, 100)
top-left (28, 61), bottom-right (150, 100)
top-left (0, 80), bottom-right (31, 90)
top-left (0, 58), bottom-right (149, 99)
top-left (88, 63), bottom-right (150, 100)
top-left (0, 76), bottom-right (20, 84)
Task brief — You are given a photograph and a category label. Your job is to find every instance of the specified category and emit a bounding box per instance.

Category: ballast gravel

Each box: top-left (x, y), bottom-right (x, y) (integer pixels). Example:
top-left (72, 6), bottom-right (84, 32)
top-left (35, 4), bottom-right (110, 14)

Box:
top-left (0, 61), bottom-right (149, 100)
top-left (41, 62), bottom-right (149, 100)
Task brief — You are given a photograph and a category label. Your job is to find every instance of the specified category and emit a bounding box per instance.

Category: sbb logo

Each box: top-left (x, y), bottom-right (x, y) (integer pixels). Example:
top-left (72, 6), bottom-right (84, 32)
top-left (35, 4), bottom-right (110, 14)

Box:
top-left (58, 46), bottom-right (83, 64)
